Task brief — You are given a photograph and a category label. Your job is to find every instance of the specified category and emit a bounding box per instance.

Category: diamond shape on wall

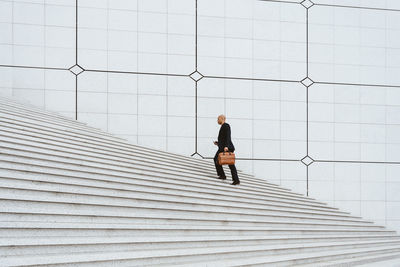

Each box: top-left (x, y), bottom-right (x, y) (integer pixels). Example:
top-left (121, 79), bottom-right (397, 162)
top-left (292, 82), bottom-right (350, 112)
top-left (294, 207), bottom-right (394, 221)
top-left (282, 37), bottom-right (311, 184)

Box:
top-left (190, 71), bottom-right (204, 82)
top-left (301, 0), bottom-right (314, 9)
top-left (301, 77), bottom-right (314, 87)
top-left (301, 155), bottom-right (314, 166)
top-left (69, 64), bottom-right (85, 76)
top-left (191, 152), bottom-right (204, 159)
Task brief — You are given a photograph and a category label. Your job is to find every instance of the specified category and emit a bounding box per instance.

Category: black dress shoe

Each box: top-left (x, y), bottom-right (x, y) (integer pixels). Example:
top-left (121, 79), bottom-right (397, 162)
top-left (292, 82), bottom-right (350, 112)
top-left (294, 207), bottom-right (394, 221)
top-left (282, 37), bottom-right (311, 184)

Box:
top-left (231, 181), bottom-right (240, 185)
top-left (218, 176), bottom-right (227, 180)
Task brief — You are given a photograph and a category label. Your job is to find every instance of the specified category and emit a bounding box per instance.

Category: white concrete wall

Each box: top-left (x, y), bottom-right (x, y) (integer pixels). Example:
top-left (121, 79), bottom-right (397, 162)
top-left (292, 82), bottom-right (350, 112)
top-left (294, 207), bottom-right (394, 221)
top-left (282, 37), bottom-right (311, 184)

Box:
top-left (1, 0), bottom-right (400, 232)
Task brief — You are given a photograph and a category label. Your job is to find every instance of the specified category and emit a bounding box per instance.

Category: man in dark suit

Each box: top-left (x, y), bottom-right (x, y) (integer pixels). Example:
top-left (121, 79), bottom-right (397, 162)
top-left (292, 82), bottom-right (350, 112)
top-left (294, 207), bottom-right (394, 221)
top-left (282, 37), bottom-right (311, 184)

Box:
top-left (213, 114), bottom-right (240, 185)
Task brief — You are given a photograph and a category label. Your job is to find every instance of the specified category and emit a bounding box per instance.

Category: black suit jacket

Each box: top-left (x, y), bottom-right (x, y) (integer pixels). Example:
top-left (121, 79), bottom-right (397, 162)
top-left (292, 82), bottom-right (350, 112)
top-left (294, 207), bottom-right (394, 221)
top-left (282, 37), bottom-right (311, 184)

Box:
top-left (218, 123), bottom-right (235, 152)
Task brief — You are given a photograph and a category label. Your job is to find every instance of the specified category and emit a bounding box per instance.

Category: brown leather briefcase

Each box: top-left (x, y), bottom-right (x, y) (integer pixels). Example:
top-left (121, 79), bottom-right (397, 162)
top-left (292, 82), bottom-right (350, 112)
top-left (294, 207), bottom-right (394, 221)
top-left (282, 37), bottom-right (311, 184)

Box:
top-left (218, 151), bottom-right (235, 165)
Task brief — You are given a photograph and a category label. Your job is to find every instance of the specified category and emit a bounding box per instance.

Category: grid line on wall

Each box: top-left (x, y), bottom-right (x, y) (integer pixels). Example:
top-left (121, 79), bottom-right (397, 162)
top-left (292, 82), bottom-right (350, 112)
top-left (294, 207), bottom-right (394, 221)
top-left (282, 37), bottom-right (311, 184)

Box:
top-left (260, 0), bottom-right (400, 13)
top-left (315, 3), bottom-right (400, 13)
top-left (190, 0), bottom-right (204, 159)
top-left (75, 0), bottom-right (78, 120)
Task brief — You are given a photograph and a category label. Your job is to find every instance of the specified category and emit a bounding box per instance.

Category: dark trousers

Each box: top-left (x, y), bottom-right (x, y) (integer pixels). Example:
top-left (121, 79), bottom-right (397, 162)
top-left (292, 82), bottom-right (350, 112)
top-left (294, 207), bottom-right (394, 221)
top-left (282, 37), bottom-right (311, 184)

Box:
top-left (214, 150), bottom-right (239, 183)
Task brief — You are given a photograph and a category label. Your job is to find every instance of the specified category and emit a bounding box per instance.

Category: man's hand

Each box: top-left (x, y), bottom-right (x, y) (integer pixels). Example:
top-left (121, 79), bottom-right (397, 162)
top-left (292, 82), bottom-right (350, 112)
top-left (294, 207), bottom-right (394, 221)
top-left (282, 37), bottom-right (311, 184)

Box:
top-left (224, 147), bottom-right (229, 152)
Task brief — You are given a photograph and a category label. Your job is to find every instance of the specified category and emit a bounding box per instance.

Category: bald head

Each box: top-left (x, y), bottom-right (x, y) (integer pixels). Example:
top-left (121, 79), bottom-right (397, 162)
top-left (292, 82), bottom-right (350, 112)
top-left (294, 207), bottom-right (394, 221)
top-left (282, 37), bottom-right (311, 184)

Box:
top-left (217, 114), bottom-right (226, 125)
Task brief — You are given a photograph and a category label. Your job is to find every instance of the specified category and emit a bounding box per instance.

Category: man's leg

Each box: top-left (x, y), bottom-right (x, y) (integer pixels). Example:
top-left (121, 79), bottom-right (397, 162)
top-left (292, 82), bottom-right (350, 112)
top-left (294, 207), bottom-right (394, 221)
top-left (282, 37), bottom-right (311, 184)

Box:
top-left (214, 151), bottom-right (226, 178)
top-left (228, 164), bottom-right (240, 183)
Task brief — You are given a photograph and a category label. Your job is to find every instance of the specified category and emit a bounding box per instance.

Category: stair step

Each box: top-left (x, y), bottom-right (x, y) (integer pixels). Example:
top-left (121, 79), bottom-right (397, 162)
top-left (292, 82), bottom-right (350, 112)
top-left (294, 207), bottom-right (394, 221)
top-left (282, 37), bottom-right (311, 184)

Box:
top-left (297, 251), bottom-right (400, 266)
top-left (0, 115), bottom-right (236, 177)
top-left (0, 132), bottom-right (294, 196)
top-left (0, 138), bottom-right (332, 205)
top-left (0, 200), bottom-right (371, 230)
top-left (164, 245), bottom-right (400, 267)
top-left (2, 117), bottom-right (268, 195)
top-left (0, 97), bottom-right (89, 128)
top-left (0, 221), bottom-right (394, 237)
top-left (0, 169), bottom-right (364, 222)
top-left (2, 239), bottom-right (400, 266)
top-left (0, 106), bottom-right (111, 140)
top-left (0, 187), bottom-right (375, 230)
top-left (3, 234), bottom-right (399, 248)
top-left (0, 116), bottom-right (263, 183)
top-left (0, 106), bottom-right (237, 172)
top-left (0, 102), bottom-right (268, 178)
top-left (0, 148), bottom-right (337, 210)
top-left (0, 203), bottom-right (380, 229)
top-left (0, 158), bottom-right (352, 217)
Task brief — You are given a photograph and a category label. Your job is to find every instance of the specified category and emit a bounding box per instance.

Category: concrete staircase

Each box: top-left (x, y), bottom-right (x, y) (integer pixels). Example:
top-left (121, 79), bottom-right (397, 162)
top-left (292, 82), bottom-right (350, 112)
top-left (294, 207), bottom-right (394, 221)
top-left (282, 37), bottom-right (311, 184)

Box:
top-left (0, 95), bottom-right (400, 266)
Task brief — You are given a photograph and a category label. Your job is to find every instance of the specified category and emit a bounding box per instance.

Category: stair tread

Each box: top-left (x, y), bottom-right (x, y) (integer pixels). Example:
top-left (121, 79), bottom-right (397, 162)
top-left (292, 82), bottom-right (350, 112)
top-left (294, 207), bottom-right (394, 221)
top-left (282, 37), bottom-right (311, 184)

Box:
top-left (0, 108), bottom-right (234, 170)
top-left (0, 153), bottom-right (341, 211)
top-left (0, 161), bottom-right (344, 218)
top-left (2, 241), bottom-right (400, 266)
top-left (0, 97), bottom-right (88, 123)
top-left (0, 183), bottom-right (358, 222)
top-left (296, 251), bottom-right (400, 266)
top-left (0, 170), bottom-right (360, 220)
top-left (2, 234), bottom-right (399, 246)
top-left (0, 168), bottom-right (353, 221)
top-left (0, 102), bottom-right (264, 178)
top-left (0, 221), bottom-right (394, 232)
top-left (0, 210), bottom-right (381, 228)
top-left (0, 184), bottom-right (375, 227)
top-left (0, 120), bottom-right (263, 182)
top-left (0, 138), bottom-right (296, 196)
top-left (166, 245), bottom-right (400, 267)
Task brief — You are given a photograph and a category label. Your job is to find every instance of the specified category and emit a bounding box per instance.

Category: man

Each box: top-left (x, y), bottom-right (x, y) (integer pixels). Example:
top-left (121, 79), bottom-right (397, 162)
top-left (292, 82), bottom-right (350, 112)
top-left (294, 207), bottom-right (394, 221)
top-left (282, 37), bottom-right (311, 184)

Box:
top-left (213, 114), bottom-right (240, 185)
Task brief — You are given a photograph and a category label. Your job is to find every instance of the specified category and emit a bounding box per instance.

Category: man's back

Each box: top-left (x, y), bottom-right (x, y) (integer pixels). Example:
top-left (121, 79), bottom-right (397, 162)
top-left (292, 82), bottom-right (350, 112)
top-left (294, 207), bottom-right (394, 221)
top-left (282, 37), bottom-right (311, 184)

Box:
top-left (218, 123), bottom-right (235, 152)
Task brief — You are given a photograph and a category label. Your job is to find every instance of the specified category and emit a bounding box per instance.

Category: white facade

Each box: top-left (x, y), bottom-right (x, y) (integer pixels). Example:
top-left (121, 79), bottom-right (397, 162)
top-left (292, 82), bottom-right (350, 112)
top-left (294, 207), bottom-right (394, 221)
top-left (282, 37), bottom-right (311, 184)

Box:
top-left (1, 0), bottom-right (400, 232)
